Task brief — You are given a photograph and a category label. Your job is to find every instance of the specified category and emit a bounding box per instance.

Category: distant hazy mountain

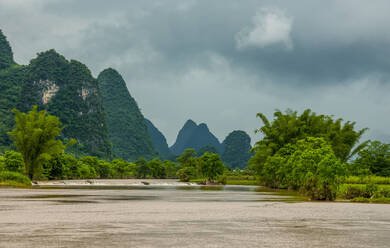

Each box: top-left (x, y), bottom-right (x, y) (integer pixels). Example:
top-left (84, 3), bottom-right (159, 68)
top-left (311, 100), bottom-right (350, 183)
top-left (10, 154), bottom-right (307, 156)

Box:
top-left (145, 118), bottom-right (171, 159)
top-left (222, 130), bottom-right (252, 169)
top-left (170, 120), bottom-right (222, 155)
top-left (98, 68), bottom-right (157, 160)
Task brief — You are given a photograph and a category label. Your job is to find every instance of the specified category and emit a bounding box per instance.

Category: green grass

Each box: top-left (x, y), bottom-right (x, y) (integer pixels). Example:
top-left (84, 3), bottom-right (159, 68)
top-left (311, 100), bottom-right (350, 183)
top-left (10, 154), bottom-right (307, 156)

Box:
top-left (190, 178), bottom-right (259, 186)
top-left (350, 197), bottom-right (390, 203)
top-left (226, 180), bottom-right (259, 185)
top-left (338, 183), bottom-right (390, 199)
top-left (345, 176), bottom-right (390, 185)
top-left (0, 171), bottom-right (31, 187)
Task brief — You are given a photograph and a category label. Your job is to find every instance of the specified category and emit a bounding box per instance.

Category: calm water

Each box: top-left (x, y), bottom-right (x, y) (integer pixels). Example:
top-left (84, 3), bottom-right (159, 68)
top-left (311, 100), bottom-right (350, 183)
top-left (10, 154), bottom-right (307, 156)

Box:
top-left (0, 179), bottom-right (389, 247)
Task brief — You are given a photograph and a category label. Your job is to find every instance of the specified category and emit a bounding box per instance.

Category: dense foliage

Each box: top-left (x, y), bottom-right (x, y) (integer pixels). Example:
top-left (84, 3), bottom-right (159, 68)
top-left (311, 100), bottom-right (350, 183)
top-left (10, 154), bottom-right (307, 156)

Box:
top-left (0, 29), bottom-right (14, 70)
top-left (249, 109), bottom-right (369, 200)
top-left (176, 148), bottom-right (225, 182)
top-left (98, 68), bottom-right (157, 160)
top-left (250, 109), bottom-right (367, 176)
top-left (20, 50), bottom-right (112, 158)
top-left (350, 141), bottom-right (390, 176)
top-left (222, 130), bottom-right (252, 169)
top-left (8, 106), bottom-right (66, 179)
top-left (145, 118), bottom-right (172, 159)
top-left (170, 120), bottom-right (222, 155)
top-left (0, 36), bottom-right (112, 158)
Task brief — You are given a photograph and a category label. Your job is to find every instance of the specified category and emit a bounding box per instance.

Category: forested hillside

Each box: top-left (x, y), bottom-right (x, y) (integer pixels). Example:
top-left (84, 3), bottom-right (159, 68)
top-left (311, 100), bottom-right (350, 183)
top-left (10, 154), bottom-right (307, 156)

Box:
top-left (98, 68), bottom-right (157, 160)
top-left (222, 130), bottom-right (252, 169)
top-left (0, 30), bottom-right (111, 157)
top-left (170, 120), bottom-right (222, 155)
top-left (145, 118), bottom-right (171, 159)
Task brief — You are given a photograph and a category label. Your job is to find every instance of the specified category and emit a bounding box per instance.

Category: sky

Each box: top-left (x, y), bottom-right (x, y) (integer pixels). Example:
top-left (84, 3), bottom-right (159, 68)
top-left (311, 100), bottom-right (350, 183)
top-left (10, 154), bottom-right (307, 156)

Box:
top-left (1, 0), bottom-right (389, 146)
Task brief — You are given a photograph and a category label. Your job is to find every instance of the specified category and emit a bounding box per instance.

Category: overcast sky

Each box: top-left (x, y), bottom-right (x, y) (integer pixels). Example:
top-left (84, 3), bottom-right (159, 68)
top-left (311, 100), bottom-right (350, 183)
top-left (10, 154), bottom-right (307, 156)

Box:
top-left (1, 0), bottom-right (389, 145)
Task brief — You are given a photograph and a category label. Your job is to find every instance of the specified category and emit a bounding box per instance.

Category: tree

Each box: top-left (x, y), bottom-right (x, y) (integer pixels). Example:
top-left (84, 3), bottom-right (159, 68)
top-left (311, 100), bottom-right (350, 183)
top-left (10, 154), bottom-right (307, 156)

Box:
top-left (135, 158), bottom-right (150, 179)
top-left (8, 106), bottom-right (65, 179)
top-left (261, 137), bottom-right (347, 200)
top-left (148, 158), bottom-right (166, 179)
top-left (351, 141), bottom-right (390, 176)
top-left (250, 109), bottom-right (368, 177)
top-left (199, 152), bottom-right (225, 182)
top-left (163, 160), bottom-right (179, 178)
top-left (4, 150), bottom-right (24, 173)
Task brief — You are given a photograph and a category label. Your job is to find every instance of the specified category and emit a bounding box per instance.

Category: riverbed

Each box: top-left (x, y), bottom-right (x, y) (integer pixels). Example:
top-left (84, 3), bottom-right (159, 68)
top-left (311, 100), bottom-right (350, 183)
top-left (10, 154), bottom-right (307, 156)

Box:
top-left (0, 179), bottom-right (389, 247)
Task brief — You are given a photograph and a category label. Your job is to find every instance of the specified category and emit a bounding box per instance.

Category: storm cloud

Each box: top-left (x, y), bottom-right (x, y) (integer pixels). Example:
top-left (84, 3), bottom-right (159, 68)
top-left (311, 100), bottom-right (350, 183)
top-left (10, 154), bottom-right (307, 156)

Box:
top-left (1, 0), bottom-right (389, 144)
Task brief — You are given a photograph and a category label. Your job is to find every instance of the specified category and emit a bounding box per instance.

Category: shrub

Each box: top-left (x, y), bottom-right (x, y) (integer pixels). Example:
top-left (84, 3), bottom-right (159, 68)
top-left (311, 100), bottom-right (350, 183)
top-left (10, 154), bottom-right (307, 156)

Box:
top-left (4, 150), bottom-right (24, 173)
top-left (177, 167), bottom-right (196, 182)
top-left (0, 171), bottom-right (31, 186)
top-left (216, 174), bottom-right (227, 185)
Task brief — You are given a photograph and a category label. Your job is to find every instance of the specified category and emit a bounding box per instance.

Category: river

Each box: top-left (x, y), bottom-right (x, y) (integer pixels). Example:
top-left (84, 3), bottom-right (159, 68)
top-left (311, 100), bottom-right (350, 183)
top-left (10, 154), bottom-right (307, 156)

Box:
top-left (0, 179), bottom-right (389, 247)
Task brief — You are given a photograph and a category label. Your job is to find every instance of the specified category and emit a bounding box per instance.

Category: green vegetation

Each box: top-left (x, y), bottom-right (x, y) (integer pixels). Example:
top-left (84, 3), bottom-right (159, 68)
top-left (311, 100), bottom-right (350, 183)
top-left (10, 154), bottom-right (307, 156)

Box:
top-left (349, 141), bottom-right (390, 176)
top-left (98, 69), bottom-right (157, 160)
top-left (176, 148), bottom-right (225, 183)
top-left (170, 120), bottom-right (222, 155)
top-left (199, 152), bottom-right (225, 182)
top-left (8, 106), bottom-right (67, 180)
top-left (222, 130), bottom-right (252, 169)
top-left (249, 109), bottom-right (368, 200)
top-left (0, 29), bottom-right (15, 70)
top-left (145, 118), bottom-right (172, 159)
top-left (345, 176), bottom-right (390, 185)
top-left (0, 171), bottom-right (31, 187)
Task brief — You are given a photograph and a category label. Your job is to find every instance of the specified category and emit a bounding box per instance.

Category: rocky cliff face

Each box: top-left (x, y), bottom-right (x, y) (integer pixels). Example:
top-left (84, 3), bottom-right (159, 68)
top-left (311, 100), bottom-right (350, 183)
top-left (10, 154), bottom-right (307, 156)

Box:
top-left (98, 68), bottom-right (157, 160)
top-left (17, 50), bottom-right (112, 158)
top-left (170, 120), bottom-right (222, 155)
top-left (145, 118), bottom-right (171, 159)
top-left (0, 31), bottom-right (112, 157)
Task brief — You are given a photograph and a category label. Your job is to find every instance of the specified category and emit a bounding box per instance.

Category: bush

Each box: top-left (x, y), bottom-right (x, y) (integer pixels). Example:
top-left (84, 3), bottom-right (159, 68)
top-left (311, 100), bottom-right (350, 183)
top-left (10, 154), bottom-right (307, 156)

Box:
top-left (345, 176), bottom-right (390, 185)
top-left (216, 174), bottom-right (227, 185)
top-left (338, 184), bottom-right (390, 199)
top-left (177, 167), bottom-right (196, 182)
top-left (0, 171), bottom-right (31, 186)
top-left (4, 150), bottom-right (24, 173)
top-left (260, 137), bottom-right (347, 200)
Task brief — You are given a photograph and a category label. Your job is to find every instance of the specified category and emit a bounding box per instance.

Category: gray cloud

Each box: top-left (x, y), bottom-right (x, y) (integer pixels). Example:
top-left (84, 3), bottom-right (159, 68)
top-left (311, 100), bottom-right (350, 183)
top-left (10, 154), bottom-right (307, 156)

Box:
top-left (0, 0), bottom-right (389, 145)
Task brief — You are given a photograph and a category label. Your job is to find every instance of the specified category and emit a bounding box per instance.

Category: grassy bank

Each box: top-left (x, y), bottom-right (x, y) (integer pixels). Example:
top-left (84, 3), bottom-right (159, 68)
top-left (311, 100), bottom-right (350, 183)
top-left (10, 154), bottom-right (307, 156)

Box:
top-left (190, 176), bottom-right (259, 186)
top-left (0, 171), bottom-right (31, 187)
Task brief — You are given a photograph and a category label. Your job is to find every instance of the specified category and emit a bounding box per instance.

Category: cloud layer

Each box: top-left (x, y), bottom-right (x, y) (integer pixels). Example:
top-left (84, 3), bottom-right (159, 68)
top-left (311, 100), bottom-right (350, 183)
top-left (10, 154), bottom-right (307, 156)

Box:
top-left (0, 0), bottom-right (389, 145)
top-left (236, 8), bottom-right (293, 50)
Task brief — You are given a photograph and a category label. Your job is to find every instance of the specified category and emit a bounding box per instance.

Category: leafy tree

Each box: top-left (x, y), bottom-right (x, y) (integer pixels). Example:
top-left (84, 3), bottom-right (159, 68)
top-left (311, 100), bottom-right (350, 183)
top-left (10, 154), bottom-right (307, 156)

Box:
top-left (261, 137), bottom-right (347, 200)
top-left (8, 106), bottom-right (65, 179)
top-left (4, 150), bottom-right (24, 173)
top-left (177, 166), bottom-right (197, 182)
top-left (250, 109), bottom-right (368, 176)
top-left (199, 152), bottom-right (225, 182)
top-left (148, 158), bottom-right (166, 179)
top-left (112, 158), bottom-right (129, 178)
top-left (177, 149), bottom-right (198, 167)
top-left (43, 154), bottom-right (66, 180)
top-left (135, 158), bottom-right (150, 179)
top-left (351, 141), bottom-right (390, 176)
top-left (163, 160), bottom-right (179, 178)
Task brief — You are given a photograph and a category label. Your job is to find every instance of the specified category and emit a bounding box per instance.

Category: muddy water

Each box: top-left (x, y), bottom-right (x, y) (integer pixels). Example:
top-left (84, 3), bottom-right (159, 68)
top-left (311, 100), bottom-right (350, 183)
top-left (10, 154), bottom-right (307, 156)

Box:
top-left (0, 180), bottom-right (389, 248)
